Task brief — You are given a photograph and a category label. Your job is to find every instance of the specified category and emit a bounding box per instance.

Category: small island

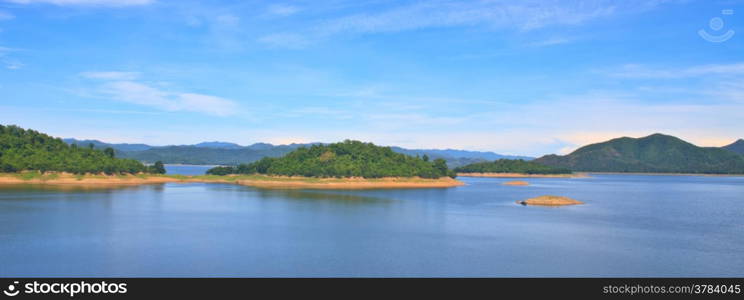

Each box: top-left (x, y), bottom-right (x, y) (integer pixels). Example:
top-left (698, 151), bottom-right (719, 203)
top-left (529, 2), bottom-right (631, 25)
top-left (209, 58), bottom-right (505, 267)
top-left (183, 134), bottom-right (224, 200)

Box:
top-left (517, 195), bottom-right (584, 206)
top-left (454, 159), bottom-right (584, 178)
top-left (0, 126), bottom-right (463, 189)
top-left (205, 140), bottom-right (464, 189)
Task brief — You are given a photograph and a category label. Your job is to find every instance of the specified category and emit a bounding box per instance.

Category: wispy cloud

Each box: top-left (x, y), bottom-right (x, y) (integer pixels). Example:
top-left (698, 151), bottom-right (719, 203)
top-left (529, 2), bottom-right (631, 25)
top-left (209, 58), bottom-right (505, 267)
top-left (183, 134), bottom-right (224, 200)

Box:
top-left (267, 4), bottom-right (300, 17)
top-left (4, 0), bottom-right (154, 6)
top-left (81, 71), bottom-right (239, 116)
top-left (528, 36), bottom-right (575, 47)
top-left (0, 11), bottom-right (14, 20)
top-left (0, 46), bottom-right (23, 70)
top-left (257, 33), bottom-right (310, 49)
top-left (81, 71), bottom-right (140, 80)
top-left (260, 0), bottom-right (673, 48)
top-left (609, 63), bottom-right (744, 79)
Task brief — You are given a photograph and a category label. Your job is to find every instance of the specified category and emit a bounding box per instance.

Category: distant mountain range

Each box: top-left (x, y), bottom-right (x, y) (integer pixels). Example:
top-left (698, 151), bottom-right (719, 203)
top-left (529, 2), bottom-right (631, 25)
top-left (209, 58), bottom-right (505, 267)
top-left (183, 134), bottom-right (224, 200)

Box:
top-left (63, 138), bottom-right (532, 168)
top-left (723, 139), bottom-right (744, 155)
top-left (534, 133), bottom-right (744, 174)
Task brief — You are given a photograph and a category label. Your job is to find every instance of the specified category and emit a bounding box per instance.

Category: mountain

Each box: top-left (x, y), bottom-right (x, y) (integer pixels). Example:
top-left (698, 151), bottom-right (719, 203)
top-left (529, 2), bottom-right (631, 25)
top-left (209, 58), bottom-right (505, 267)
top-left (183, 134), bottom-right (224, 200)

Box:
top-left (193, 141), bottom-right (244, 149)
top-left (63, 138), bottom-right (152, 152)
top-left (723, 139), bottom-right (744, 155)
top-left (116, 144), bottom-right (305, 165)
top-left (534, 133), bottom-right (744, 174)
top-left (62, 139), bottom-right (525, 167)
top-left (207, 140), bottom-right (455, 179)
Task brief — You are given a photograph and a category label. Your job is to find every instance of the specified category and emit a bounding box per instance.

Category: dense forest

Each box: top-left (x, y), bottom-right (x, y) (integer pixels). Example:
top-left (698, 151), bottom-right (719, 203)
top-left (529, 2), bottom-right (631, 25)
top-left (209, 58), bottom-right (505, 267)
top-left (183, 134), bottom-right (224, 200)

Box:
top-left (207, 140), bottom-right (456, 178)
top-left (535, 133), bottom-right (744, 174)
top-left (0, 125), bottom-right (165, 174)
top-left (454, 159), bottom-right (572, 174)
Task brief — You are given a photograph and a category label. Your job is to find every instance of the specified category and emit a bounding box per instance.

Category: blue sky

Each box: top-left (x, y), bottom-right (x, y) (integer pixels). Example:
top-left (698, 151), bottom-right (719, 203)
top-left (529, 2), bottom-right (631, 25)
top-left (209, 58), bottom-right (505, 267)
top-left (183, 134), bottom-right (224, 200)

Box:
top-left (1, 0), bottom-right (743, 156)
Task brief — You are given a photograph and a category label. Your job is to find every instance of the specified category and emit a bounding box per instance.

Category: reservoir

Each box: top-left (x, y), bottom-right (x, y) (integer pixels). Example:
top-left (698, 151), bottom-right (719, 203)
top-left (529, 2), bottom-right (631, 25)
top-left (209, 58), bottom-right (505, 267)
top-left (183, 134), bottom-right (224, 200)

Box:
top-left (1, 174), bottom-right (742, 277)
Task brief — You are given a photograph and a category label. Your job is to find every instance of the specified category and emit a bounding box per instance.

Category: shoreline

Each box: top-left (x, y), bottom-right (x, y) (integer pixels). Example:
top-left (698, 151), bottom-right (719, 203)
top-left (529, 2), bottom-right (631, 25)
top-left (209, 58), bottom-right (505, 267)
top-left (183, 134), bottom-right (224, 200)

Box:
top-left (0, 173), bottom-right (464, 190)
top-left (456, 172), bottom-right (588, 178)
top-left (585, 172), bottom-right (744, 177)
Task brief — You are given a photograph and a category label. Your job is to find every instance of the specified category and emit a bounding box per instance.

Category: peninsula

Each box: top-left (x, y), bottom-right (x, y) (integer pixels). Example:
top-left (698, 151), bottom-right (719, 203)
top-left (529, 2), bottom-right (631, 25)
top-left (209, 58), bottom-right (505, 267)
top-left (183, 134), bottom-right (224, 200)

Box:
top-left (454, 159), bottom-right (583, 178)
top-left (0, 125), bottom-right (463, 189)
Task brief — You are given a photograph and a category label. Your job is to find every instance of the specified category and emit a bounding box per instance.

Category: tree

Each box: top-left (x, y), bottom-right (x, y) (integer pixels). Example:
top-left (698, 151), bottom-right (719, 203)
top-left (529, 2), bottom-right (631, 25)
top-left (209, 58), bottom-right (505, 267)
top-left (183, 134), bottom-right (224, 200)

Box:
top-left (104, 147), bottom-right (115, 158)
top-left (422, 154), bottom-right (429, 162)
top-left (150, 161), bottom-right (166, 174)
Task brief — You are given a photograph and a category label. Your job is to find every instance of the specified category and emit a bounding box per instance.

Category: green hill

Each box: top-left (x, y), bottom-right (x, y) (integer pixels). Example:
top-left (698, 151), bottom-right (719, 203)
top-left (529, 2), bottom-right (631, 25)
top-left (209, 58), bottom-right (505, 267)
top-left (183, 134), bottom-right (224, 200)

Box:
top-left (723, 139), bottom-right (744, 155)
top-left (0, 125), bottom-right (162, 174)
top-left (534, 133), bottom-right (744, 174)
top-left (454, 159), bottom-right (571, 174)
top-left (207, 140), bottom-right (455, 178)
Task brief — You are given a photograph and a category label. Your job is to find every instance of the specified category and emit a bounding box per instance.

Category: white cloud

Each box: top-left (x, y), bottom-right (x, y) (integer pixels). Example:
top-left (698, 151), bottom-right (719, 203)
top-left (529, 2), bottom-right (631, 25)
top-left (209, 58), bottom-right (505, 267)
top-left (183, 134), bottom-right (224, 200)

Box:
top-left (267, 4), bottom-right (300, 17)
top-left (81, 71), bottom-right (239, 116)
top-left (0, 46), bottom-right (22, 69)
top-left (0, 11), bottom-right (14, 20)
top-left (4, 0), bottom-right (153, 6)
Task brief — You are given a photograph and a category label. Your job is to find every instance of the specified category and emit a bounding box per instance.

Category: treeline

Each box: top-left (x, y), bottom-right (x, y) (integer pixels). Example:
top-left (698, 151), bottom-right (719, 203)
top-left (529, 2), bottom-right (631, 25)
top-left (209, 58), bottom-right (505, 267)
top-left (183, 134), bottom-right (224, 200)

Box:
top-left (207, 140), bottom-right (456, 179)
top-left (454, 159), bottom-right (572, 174)
top-left (0, 125), bottom-right (165, 174)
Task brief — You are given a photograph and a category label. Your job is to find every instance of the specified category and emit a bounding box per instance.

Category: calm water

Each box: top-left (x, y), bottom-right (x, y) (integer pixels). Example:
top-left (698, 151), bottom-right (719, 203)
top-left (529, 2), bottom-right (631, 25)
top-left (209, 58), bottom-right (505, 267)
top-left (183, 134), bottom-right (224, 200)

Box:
top-left (164, 164), bottom-right (214, 176)
top-left (1, 174), bottom-right (743, 277)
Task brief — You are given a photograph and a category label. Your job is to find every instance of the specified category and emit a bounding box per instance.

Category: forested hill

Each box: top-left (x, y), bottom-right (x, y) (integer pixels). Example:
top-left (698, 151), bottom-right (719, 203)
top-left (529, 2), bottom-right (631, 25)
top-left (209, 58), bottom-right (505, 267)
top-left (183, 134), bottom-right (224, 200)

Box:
top-left (207, 140), bottom-right (455, 179)
top-left (534, 134), bottom-right (744, 174)
top-left (1, 125), bottom-right (163, 174)
top-left (454, 159), bottom-right (572, 174)
top-left (723, 139), bottom-right (744, 155)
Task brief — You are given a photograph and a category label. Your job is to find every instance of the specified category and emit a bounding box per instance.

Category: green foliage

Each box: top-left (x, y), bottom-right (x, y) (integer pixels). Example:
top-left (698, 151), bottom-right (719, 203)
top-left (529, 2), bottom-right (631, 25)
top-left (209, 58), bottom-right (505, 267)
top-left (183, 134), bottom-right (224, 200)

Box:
top-left (454, 159), bottom-right (572, 174)
top-left (534, 133), bottom-right (744, 174)
top-left (0, 125), bottom-right (152, 174)
top-left (104, 147), bottom-right (115, 158)
top-left (148, 161), bottom-right (166, 174)
top-left (207, 140), bottom-right (456, 178)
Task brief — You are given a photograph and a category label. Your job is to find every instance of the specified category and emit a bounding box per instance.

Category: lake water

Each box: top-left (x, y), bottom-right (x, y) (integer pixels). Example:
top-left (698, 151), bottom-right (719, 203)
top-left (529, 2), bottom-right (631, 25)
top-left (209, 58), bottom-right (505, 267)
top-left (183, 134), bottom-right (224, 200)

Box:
top-left (1, 174), bottom-right (743, 277)
top-left (164, 164), bottom-right (214, 176)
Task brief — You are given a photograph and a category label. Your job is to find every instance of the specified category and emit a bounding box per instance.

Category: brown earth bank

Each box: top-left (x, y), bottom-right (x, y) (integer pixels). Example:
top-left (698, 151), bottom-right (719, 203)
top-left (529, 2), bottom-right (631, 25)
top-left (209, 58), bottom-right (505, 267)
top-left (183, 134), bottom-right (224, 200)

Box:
top-left (457, 172), bottom-right (588, 178)
top-left (503, 180), bottom-right (529, 186)
top-left (0, 173), bottom-right (465, 190)
top-left (517, 195), bottom-right (584, 207)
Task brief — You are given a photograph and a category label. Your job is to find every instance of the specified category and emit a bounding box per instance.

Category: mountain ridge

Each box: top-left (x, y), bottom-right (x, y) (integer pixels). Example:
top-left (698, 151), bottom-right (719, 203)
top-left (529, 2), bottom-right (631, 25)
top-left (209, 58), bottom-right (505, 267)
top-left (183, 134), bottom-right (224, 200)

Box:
top-left (63, 138), bottom-right (531, 168)
top-left (534, 133), bottom-right (744, 174)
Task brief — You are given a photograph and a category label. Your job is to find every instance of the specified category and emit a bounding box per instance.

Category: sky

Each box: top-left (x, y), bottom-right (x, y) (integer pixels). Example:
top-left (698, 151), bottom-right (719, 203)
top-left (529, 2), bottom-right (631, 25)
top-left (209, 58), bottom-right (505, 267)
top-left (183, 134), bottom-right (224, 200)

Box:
top-left (1, 0), bottom-right (743, 156)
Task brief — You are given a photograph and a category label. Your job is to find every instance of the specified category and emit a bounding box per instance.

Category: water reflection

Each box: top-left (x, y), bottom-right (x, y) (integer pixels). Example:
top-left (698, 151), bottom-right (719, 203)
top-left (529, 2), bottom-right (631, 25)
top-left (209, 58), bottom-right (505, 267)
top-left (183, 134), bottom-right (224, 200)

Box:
top-left (255, 188), bottom-right (395, 204)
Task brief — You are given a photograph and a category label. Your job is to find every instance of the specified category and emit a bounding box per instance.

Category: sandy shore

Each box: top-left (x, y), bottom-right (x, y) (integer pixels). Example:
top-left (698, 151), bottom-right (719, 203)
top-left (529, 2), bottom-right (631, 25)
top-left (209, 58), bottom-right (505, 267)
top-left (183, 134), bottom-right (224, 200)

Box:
top-left (0, 173), bottom-right (464, 189)
top-left (517, 195), bottom-right (584, 206)
top-left (457, 172), bottom-right (587, 178)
